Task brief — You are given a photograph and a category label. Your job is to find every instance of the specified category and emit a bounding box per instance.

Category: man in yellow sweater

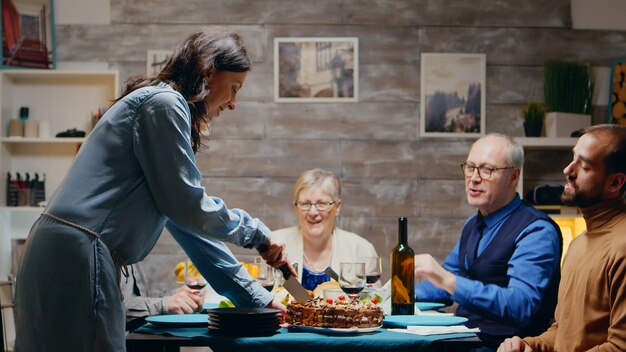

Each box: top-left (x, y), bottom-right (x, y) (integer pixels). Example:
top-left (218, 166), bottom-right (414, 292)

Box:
top-left (498, 124), bottom-right (626, 351)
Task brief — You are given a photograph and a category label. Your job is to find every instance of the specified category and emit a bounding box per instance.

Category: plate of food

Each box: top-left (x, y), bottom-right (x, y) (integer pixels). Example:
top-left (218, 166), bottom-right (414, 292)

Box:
top-left (285, 295), bottom-right (385, 335)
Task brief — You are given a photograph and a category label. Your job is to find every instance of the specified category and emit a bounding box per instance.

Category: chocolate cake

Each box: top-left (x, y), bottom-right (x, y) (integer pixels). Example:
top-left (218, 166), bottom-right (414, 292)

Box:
top-left (286, 297), bottom-right (384, 328)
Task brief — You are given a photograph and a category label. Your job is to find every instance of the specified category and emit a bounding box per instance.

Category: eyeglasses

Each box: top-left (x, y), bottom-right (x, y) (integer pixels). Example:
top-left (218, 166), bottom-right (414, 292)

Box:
top-left (294, 201), bottom-right (336, 212)
top-left (461, 163), bottom-right (514, 179)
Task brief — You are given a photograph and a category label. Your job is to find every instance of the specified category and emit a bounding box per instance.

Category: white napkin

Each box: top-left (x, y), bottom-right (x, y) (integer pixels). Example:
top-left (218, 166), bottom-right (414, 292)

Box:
top-left (415, 310), bottom-right (454, 316)
top-left (380, 279), bottom-right (392, 315)
top-left (389, 325), bottom-right (480, 335)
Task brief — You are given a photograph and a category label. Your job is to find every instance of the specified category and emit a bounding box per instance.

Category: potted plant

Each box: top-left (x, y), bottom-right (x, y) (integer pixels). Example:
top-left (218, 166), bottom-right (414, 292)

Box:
top-left (543, 60), bottom-right (595, 137)
top-left (522, 101), bottom-right (545, 137)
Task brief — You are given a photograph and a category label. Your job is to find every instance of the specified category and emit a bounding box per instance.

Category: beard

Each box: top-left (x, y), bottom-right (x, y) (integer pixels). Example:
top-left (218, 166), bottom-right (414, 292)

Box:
top-left (560, 188), bottom-right (577, 206)
top-left (561, 184), bottom-right (603, 208)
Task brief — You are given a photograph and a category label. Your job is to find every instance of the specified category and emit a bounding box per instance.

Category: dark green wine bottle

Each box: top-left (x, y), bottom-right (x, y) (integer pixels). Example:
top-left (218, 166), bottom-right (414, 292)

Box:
top-left (391, 216), bottom-right (414, 315)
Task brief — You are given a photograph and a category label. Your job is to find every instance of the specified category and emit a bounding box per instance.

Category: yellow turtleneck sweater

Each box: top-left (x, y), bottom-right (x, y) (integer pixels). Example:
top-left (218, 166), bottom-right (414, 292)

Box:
top-left (524, 198), bottom-right (626, 351)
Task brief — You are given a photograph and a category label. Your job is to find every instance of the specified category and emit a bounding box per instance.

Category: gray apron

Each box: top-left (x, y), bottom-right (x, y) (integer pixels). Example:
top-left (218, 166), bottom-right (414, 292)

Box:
top-left (15, 214), bottom-right (126, 352)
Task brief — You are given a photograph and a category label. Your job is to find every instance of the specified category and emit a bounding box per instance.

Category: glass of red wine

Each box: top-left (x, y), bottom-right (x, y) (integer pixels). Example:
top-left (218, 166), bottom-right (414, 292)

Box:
top-left (359, 256), bottom-right (383, 287)
top-left (339, 262), bottom-right (366, 301)
top-left (256, 262), bottom-right (276, 291)
top-left (184, 259), bottom-right (207, 293)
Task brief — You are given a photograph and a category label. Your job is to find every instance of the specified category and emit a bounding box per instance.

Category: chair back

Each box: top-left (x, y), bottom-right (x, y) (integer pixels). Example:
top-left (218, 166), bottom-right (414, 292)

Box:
top-left (0, 280), bottom-right (15, 352)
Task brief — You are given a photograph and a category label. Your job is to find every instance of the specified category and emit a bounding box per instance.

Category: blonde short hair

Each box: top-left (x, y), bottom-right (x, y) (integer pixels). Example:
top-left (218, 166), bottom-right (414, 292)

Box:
top-left (293, 168), bottom-right (341, 202)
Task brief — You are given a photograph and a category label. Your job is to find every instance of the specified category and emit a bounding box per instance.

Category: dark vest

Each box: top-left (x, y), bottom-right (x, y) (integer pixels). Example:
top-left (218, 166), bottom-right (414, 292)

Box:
top-left (457, 202), bottom-right (562, 348)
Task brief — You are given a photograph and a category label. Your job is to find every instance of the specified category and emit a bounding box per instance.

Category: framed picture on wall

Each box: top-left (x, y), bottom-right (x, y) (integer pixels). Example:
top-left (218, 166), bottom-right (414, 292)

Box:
top-left (1, 0), bottom-right (56, 69)
top-left (146, 50), bottom-right (172, 77)
top-left (609, 58), bottom-right (626, 127)
top-left (274, 37), bottom-right (358, 103)
top-left (420, 53), bottom-right (486, 137)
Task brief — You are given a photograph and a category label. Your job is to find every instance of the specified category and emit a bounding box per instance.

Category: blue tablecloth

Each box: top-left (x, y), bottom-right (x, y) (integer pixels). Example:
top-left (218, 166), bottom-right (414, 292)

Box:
top-left (135, 324), bottom-right (477, 352)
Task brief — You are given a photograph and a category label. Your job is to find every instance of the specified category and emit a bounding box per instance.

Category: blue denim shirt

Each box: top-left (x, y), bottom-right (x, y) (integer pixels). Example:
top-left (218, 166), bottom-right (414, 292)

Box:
top-left (47, 82), bottom-right (272, 308)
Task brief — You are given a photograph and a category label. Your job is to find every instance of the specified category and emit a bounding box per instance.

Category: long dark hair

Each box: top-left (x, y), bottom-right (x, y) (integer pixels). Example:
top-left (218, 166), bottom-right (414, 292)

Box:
top-left (115, 26), bottom-right (251, 152)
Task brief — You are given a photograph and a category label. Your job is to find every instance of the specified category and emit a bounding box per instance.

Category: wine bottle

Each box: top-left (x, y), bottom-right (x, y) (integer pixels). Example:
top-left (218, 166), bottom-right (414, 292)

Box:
top-left (391, 216), bottom-right (414, 315)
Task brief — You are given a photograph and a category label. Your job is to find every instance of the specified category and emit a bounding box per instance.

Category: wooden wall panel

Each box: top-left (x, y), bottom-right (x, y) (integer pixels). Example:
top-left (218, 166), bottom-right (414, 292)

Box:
top-left (344, 0), bottom-right (570, 27)
top-left (419, 27), bottom-right (626, 65)
top-left (196, 139), bottom-right (343, 177)
top-left (111, 0), bottom-right (344, 25)
top-left (52, 0), bottom-right (624, 293)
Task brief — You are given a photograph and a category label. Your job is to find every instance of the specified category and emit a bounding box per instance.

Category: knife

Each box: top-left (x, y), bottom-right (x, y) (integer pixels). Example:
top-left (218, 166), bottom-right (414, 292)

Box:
top-left (278, 264), bottom-right (311, 302)
top-left (325, 267), bottom-right (339, 281)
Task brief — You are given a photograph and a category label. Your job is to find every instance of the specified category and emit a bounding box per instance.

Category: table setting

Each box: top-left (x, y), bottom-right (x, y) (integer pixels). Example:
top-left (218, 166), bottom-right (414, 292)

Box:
top-left (130, 298), bottom-right (480, 352)
top-left (127, 259), bottom-right (482, 352)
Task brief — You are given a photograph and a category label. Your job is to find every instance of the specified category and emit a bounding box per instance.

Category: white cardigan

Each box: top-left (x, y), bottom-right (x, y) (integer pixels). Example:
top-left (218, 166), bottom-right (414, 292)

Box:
top-left (271, 226), bottom-right (378, 281)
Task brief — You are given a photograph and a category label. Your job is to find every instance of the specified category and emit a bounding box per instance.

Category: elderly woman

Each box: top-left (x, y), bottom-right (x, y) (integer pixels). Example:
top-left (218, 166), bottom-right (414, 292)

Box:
top-left (273, 168), bottom-right (378, 290)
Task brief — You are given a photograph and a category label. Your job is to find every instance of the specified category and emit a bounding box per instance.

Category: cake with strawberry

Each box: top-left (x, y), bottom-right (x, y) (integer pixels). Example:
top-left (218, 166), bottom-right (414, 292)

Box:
top-left (286, 296), bottom-right (384, 329)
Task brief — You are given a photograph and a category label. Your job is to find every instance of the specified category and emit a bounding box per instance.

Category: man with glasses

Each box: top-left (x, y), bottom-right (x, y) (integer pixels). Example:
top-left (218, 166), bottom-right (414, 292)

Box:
top-left (414, 134), bottom-right (562, 350)
top-left (499, 124), bottom-right (626, 352)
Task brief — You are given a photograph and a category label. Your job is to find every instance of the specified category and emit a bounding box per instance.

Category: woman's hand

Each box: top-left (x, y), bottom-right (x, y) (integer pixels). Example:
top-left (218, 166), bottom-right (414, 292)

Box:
top-left (266, 295), bottom-right (287, 322)
top-left (267, 295), bottom-right (287, 324)
top-left (258, 239), bottom-right (297, 277)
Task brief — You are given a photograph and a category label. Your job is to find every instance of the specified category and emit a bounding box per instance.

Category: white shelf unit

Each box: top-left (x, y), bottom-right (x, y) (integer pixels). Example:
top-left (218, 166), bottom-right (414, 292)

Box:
top-left (516, 137), bottom-right (578, 149)
top-left (0, 69), bottom-right (119, 279)
top-left (514, 137), bottom-right (578, 216)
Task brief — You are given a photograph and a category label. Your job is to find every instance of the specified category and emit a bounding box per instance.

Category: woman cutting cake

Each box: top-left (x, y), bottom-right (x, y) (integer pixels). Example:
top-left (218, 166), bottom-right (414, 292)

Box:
top-left (273, 168), bottom-right (378, 290)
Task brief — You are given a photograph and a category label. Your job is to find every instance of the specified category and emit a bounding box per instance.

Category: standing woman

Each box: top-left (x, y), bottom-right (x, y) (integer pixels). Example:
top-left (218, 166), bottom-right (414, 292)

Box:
top-left (15, 27), bottom-right (291, 352)
top-left (273, 168), bottom-right (378, 290)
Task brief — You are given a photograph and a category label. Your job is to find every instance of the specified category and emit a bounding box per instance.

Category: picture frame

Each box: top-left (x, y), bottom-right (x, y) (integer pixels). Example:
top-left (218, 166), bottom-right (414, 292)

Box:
top-left (1, 0), bottom-right (56, 69)
top-left (608, 57), bottom-right (626, 126)
top-left (274, 37), bottom-right (358, 103)
top-left (146, 50), bottom-right (172, 77)
top-left (420, 53), bottom-right (486, 137)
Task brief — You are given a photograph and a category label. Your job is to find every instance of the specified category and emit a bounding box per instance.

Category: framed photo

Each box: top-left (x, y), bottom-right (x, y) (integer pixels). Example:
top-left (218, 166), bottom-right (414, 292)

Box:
top-left (1, 0), bottom-right (56, 69)
top-left (146, 50), bottom-right (172, 77)
top-left (420, 53), bottom-right (486, 137)
top-left (274, 37), bottom-right (358, 103)
top-left (609, 58), bottom-right (626, 126)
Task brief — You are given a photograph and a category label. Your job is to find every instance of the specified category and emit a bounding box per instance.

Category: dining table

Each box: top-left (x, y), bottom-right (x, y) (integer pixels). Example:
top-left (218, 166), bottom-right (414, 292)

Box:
top-left (126, 323), bottom-right (482, 352)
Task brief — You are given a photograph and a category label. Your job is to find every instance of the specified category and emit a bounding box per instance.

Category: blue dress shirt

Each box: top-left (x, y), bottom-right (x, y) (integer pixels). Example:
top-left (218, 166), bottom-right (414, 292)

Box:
top-left (415, 195), bottom-right (561, 326)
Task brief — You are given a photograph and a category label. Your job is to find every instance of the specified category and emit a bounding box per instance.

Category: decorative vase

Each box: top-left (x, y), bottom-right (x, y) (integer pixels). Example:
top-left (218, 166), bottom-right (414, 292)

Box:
top-left (544, 112), bottom-right (591, 138)
top-left (523, 120), bottom-right (543, 137)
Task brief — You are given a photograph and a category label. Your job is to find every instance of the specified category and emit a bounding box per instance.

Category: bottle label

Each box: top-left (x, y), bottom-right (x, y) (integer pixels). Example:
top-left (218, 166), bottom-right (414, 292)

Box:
top-left (391, 275), bottom-right (412, 304)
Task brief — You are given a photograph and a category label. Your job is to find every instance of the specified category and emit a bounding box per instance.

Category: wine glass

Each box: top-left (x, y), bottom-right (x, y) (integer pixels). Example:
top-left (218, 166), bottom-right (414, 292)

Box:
top-left (359, 256), bottom-right (383, 287)
top-left (256, 262), bottom-right (276, 291)
top-left (274, 267), bottom-right (285, 287)
top-left (339, 262), bottom-right (366, 301)
top-left (184, 259), bottom-right (207, 293)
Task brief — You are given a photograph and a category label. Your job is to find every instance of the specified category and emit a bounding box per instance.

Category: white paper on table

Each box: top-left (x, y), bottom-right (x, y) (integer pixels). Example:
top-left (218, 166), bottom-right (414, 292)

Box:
top-left (415, 310), bottom-right (454, 316)
top-left (388, 325), bottom-right (480, 336)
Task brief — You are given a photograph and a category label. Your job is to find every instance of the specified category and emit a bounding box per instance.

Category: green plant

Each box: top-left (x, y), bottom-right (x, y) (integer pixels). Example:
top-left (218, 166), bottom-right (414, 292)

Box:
top-left (522, 101), bottom-right (546, 123)
top-left (544, 60), bottom-right (594, 114)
